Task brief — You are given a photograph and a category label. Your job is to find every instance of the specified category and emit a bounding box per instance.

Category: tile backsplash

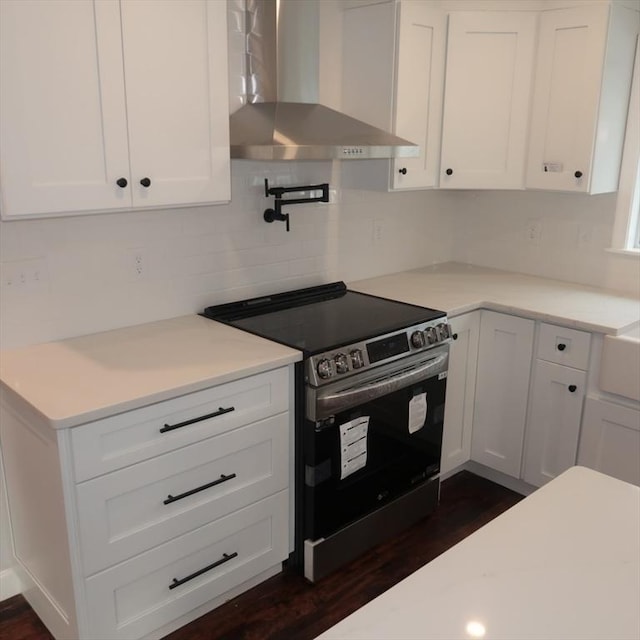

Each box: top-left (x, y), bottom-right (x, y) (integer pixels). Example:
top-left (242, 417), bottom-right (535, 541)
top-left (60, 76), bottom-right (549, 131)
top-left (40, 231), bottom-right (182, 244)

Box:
top-left (0, 161), bottom-right (455, 349)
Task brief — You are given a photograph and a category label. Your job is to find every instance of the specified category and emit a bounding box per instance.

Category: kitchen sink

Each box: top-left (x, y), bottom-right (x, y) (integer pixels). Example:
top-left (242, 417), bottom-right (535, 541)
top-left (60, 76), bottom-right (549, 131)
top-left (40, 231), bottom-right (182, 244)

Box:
top-left (599, 324), bottom-right (640, 401)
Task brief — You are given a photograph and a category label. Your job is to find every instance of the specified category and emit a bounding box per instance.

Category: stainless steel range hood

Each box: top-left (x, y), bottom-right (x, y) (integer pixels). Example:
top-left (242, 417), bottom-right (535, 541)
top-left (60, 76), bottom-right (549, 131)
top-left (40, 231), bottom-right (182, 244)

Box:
top-left (230, 0), bottom-right (418, 161)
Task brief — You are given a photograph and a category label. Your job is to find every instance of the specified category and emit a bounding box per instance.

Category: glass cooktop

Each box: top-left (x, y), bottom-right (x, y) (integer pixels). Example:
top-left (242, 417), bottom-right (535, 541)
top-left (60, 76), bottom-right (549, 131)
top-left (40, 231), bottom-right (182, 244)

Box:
top-left (202, 282), bottom-right (445, 355)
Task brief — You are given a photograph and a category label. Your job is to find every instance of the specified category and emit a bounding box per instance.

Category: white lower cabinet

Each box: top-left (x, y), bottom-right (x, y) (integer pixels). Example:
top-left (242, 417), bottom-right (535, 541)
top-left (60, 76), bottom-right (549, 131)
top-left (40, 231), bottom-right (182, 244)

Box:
top-left (0, 365), bottom-right (292, 640)
top-left (471, 311), bottom-right (535, 477)
top-left (84, 492), bottom-right (288, 640)
top-left (469, 314), bottom-right (591, 487)
top-left (441, 312), bottom-right (480, 476)
top-left (522, 361), bottom-right (586, 487)
top-left (578, 397), bottom-right (640, 486)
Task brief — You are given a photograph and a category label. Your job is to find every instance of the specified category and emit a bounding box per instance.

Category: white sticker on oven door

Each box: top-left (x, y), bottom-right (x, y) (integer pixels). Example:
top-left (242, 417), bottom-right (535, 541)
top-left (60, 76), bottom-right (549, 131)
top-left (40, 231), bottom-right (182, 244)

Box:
top-left (408, 392), bottom-right (427, 434)
top-left (340, 416), bottom-right (369, 480)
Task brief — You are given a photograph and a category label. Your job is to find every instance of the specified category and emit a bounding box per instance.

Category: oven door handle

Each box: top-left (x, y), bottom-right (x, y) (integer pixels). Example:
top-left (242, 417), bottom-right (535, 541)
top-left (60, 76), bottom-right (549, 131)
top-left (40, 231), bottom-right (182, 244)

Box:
top-left (314, 352), bottom-right (447, 418)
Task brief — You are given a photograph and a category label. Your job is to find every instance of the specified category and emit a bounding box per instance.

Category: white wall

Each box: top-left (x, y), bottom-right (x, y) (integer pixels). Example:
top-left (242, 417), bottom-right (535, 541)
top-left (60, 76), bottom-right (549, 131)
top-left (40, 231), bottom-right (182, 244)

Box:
top-left (0, 162), bottom-right (455, 350)
top-left (449, 189), bottom-right (640, 296)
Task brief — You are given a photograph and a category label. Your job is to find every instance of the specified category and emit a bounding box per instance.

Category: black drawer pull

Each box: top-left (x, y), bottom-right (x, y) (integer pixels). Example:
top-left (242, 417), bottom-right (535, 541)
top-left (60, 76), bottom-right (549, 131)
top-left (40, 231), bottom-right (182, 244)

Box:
top-left (568, 384), bottom-right (577, 393)
top-left (159, 406), bottom-right (235, 433)
top-left (169, 551), bottom-right (238, 590)
top-left (163, 473), bottom-right (237, 505)
top-left (557, 343), bottom-right (567, 351)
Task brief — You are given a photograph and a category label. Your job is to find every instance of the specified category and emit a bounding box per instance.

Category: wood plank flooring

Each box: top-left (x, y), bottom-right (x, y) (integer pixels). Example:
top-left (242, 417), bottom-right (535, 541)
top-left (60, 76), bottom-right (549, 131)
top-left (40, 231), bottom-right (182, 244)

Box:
top-left (0, 471), bottom-right (522, 640)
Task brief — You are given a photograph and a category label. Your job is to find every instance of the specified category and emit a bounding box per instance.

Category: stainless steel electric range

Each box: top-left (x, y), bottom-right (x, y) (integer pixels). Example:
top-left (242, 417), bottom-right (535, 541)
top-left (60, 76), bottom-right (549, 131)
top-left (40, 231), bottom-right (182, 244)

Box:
top-left (203, 282), bottom-right (451, 582)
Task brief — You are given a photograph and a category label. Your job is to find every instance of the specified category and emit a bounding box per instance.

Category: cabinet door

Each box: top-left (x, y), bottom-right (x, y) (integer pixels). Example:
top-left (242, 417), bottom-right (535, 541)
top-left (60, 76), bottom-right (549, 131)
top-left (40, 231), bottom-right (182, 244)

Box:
top-left (471, 311), bottom-right (535, 478)
top-left (578, 397), bottom-right (640, 486)
top-left (522, 361), bottom-right (586, 487)
top-left (120, 0), bottom-right (230, 207)
top-left (392, 2), bottom-right (446, 189)
top-left (441, 312), bottom-right (480, 476)
top-left (526, 4), bottom-right (639, 193)
top-left (440, 12), bottom-right (536, 190)
top-left (0, 0), bottom-right (131, 218)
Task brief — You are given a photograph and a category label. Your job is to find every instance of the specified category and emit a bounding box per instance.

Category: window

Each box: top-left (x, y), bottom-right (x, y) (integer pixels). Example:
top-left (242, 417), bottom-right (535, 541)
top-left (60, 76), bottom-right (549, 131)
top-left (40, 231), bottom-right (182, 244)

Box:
top-left (611, 39), bottom-right (640, 254)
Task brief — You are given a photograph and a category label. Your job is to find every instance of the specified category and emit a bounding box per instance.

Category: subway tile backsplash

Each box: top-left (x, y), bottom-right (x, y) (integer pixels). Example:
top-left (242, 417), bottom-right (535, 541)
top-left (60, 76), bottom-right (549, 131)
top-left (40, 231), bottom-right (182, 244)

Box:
top-left (0, 161), bottom-right (454, 348)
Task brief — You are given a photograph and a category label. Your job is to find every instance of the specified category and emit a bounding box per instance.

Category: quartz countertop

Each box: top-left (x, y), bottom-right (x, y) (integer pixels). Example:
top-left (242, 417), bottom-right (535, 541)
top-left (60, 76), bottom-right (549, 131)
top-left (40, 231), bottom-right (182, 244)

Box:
top-left (350, 263), bottom-right (640, 335)
top-left (316, 466), bottom-right (640, 640)
top-left (0, 315), bottom-right (301, 429)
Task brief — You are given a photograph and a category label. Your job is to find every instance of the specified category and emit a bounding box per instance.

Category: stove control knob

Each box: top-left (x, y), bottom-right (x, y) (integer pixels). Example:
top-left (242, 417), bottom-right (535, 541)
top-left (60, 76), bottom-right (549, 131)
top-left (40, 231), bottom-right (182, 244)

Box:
top-left (317, 358), bottom-right (333, 379)
top-left (437, 323), bottom-right (450, 340)
top-left (350, 349), bottom-right (365, 369)
top-left (411, 331), bottom-right (425, 348)
top-left (334, 353), bottom-right (349, 374)
top-left (425, 327), bottom-right (438, 344)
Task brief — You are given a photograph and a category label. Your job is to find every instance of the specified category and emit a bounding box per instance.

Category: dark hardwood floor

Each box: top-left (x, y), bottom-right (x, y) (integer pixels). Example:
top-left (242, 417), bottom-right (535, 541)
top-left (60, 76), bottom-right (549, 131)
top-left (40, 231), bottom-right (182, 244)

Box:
top-left (0, 471), bottom-right (522, 640)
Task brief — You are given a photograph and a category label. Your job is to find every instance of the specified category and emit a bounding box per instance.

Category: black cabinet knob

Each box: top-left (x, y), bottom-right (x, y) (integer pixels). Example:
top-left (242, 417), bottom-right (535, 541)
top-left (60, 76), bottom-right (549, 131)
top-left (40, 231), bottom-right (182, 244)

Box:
top-left (557, 343), bottom-right (566, 351)
top-left (116, 177), bottom-right (128, 188)
top-left (398, 168), bottom-right (407, 175)
top-left (140, 177), bottom-right (151, 187)
top-left (452, 333), bottom-right (458, 340)
top-left (568, 385), bottom-right (577, 393)
top-left (445, 168), bottom-right (453, 176)
top-left (574, 171), bottom-right (583, 179)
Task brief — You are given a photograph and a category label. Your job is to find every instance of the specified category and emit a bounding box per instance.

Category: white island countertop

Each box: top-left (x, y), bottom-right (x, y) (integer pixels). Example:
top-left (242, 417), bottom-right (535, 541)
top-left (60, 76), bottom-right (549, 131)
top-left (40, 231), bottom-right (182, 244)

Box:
top-left (350, 262), bottom-right (640, 335)
top-left (317, 466), bottom-right (640, 640)
top-left (0, 315), bottom-right (301, 429)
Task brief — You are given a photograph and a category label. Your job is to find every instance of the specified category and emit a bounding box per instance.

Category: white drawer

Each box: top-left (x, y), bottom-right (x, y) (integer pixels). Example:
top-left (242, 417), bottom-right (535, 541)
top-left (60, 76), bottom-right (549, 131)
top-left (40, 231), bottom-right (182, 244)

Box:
top-left (76, 412), bottom-right (289, 576)
top-left (84, 491), bottom-right (288, 640)
top-left (536, 323), bottom-right (591, 370)
top-left (71, 366), bottom-right (290, 481)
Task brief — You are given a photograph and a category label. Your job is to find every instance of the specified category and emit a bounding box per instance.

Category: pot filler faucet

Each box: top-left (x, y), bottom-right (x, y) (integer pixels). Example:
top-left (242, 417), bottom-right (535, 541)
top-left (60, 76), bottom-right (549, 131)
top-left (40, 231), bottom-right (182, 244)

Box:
top-left (263, 179), bottom-right (329, 232)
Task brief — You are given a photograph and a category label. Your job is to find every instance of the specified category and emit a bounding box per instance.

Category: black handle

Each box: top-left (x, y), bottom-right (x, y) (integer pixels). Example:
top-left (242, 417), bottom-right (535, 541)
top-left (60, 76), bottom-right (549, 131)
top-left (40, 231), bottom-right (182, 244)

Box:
top-left (169, 552), bottom-right (238, 590)
top-left (557, 343), bottom-right (566, 351)
top-left (163, 473), bottom-right (237, 505)
top-left (568, 385), bottom-right (577, 393)
top-left (445, 168), bottom-right (453, 176)
top-left (116, 177), bottom-right (128, 188)
top-left (398, 168), bottom-right (407, 175)
top-left (159, 406), bottom-right (235, 433)
top-left (574, 171), bottom-right (583, 179)
top-left (140, 177), bottom-right (151, 187)
top-left (452, 333), bottom-right (458, 340)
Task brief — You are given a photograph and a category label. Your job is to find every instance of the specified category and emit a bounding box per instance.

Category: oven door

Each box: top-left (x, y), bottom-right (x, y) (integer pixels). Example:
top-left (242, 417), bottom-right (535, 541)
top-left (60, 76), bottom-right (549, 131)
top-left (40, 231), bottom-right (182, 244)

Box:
top-left (303, 345), bottom-right (448, 542)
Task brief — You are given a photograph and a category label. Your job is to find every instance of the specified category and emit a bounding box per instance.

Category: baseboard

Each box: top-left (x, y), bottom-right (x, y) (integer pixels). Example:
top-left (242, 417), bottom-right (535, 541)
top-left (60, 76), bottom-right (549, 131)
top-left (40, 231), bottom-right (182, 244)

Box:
top-left (464, 461), bottom-right (536, 496)
top-left (0, 567), bottom-right (21, 601)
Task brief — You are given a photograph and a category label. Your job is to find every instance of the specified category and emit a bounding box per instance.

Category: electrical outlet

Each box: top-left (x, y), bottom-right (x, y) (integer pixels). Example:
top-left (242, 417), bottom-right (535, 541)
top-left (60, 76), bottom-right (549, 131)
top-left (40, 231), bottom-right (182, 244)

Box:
top-left (372, 220), bottom-right (385, 245)
top-left (525, 219), bottom-right (542, 245)
top-left (127, 249), bottom-right (147, 279)
top-left (0, 259), bottom-right (48, 293)
top-left (577, 224), bottom-right (593, 248)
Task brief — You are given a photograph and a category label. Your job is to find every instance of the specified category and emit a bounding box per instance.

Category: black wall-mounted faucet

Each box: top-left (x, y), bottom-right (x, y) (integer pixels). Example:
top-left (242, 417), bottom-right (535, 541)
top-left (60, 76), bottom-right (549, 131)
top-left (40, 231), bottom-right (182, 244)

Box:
top-left (263, 179), bottom-right (330, 232)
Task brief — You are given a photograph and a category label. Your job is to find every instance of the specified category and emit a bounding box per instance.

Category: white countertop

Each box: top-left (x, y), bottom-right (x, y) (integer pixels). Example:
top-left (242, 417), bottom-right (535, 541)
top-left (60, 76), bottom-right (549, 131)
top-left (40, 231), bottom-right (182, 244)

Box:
top-left (316, 466), bottom-right (640, 640)
top-left (350, 263), bottom-right (640, 335)
top-left (0, 315), bottom-right (301, 429)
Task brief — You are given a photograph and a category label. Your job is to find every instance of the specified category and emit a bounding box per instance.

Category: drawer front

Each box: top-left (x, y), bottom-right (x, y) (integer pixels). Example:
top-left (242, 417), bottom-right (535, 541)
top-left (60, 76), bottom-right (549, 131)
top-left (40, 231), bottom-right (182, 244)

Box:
top-left (76, 413), bottom-right (289, 576)
top-left (84, 491), bottom-right (288, 640)
top-left (71, 366), bottom-right (290, 481)
top-left (537, 323), bottom-right (591, 370)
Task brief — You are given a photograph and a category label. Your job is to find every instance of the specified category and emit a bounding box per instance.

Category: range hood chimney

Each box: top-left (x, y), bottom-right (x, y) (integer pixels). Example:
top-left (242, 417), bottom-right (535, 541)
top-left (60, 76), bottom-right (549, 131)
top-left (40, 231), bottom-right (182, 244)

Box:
top-left (230, 0), bottom-right (419, 161)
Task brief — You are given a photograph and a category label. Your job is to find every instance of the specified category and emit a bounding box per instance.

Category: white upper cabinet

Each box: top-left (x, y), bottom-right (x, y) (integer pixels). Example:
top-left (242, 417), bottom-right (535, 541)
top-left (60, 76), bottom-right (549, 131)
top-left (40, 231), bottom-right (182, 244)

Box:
top-left (341, 0), bottom-right (446, 191)
top-left (391, 1), bottom-right (447, 189)
top-left (440, 11), bottom-right (537, 190)
top-left (0, 0), bottom-right (230, 220)
top-left (526, 3), bottom-right (639, 194)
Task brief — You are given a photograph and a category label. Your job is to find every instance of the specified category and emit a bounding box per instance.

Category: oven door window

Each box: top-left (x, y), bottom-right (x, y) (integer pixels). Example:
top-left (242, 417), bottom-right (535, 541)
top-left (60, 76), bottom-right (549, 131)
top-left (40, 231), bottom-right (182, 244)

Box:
top-left (304, 374), bottom-right (446, 540)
